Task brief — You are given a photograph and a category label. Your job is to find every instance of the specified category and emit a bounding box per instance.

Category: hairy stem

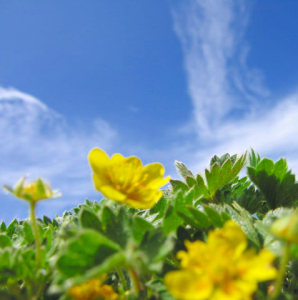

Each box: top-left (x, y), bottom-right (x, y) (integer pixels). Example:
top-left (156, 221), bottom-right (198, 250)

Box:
top-left (128, 267), bottom-right (142, 294)
top-left (30, 202), bottom-right (41, 269)
top-left (270, 241), bottom-right (291, 300)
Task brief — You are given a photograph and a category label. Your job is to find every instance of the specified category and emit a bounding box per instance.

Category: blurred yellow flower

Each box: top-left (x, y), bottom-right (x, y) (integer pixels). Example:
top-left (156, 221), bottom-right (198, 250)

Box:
top-left (69, 277), bottom-right (118, 300)
top-left (3, 176), bottom-right (61, 203)
top-left (165, 220), bottom-right (277, 300)
top-left (88, 148), bottom-right (170, 209)
top-left (271, 211), bottom-right (298, 243)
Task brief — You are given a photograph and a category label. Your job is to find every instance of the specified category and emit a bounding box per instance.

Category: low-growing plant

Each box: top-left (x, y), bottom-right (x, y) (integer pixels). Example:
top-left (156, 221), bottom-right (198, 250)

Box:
top-left (1, 148), bottom-right (298, 300)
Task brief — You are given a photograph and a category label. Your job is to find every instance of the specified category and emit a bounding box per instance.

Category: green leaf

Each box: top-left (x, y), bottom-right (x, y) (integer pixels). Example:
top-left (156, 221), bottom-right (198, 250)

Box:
top-left (132, 216), bottom-right (155, 244)
top-left (80, 208), bottom-right (102, 232)
top-left (43, 215), bottom-right (52, 225)
top-left (56, 230), bottom-right (120, 277)
top-left (6, 218), bottom-right (18, 237)
top-left (187, 206), bottom-right (212, 228)
top-left (247, 157), bottom-right (298, 209)
top-left (225, 202), bottom-right (260, 248)
top-left (139, 229), bottom-right (174, 271)
top-left (54, 251), bottom-right (127, 293)
top-left (195, 174), bottom-right (209, 198)
top-left (174, 161), bottom-right (194, 179)
top-left (23, 222), bottom-right (35, 244)
top-left (100, 206), bottom-right (131, 248)
top-left (176, 212), bottom-right (201, 229)
top-left (0, 234), bottom-right (12, 248)
top-left (163, 205), bottom-right (183, 235)
top-left (234, 185), bottom-right (266, 214)
top-left (0, 221), bottom-right (6, 232)
top-left (248, 149), bottom-right (261, 168)
top-left (170, 180), bottom-right (188, 193)
top-left (204, 153), bottom-right (247, 199)
top-left (204, 206), bottom-right (224, 227)
top-left (147, 196), bottom-right (168, 222)
top-left (185, 176), bottom-right (197, 188)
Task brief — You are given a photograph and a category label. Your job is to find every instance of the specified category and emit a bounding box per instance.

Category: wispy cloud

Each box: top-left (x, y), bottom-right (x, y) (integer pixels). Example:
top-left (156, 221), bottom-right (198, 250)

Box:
top-left (172, 0), bottom-right (298, 173)
top-left (0, 86), bottom-right (118, 221)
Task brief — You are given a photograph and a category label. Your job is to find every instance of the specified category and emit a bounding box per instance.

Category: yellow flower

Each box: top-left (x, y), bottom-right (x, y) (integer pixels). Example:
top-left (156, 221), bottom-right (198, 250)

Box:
top-left (3, 176), bottom-right (61, 203)
top-left (165, 220), bottom-right (277, 300)
top-left (271, 211), bottom-right (298, 243)
top-left (69, 277), bottom-right (118, 300)
top-left (88, 148), bottom-right (170, 209)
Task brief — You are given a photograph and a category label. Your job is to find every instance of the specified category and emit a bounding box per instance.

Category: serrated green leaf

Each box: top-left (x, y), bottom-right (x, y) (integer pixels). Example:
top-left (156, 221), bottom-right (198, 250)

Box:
top-left (204, 206), bottom-right (223, 227)
top-left (195, 174), bottom-right (209, 198)
top-left (140, 229), bottom-right (174, 271)
top-left (186, 176), bottom-right (197, 188)
top-left (248, 149), bottom-right (261, 168)
top-left (187, 207), bottom-right (211, 228)
top-left (225, 203), bottom-right (260, 248)
top-left (170, 180), bottom-right (188, 192)
top-left (256, 158), bottom-right (274, 175)
top-left (176, 212), bottom-right (200, 228)
top-left (163, 205), bottom-right (183, 235)
top-left (204, 154), bottom-right (246, 199)
top-left (80, 209), bottom-right (102, 232)
top-left (174, 161), bottom-right (194, 179)
top-left (132, 216), bottom-right (155, 244)
top-left (100, 207), bottom-right (130, 248)
top-left (247, 158), bottom-right (298, 209)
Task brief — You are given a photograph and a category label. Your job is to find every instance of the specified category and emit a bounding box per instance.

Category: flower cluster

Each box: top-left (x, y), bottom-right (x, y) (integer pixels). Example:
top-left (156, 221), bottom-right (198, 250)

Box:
top-left (165, 220), bottom-right (277, 300)
top-left (88, 148), bottom-right (170, 209)
top-left (69, 277), bottom-right (118, 300)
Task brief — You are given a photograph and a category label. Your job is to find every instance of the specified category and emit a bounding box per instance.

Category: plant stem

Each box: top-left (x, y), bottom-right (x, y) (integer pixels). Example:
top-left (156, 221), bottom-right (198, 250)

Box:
top-left (30, 202), bottom-right (41, 269)
top-left (117, 267), bottom-right (128, 291)
top-left (270, 241), bottom-right (291, 300)
top-left (128, 267), bottom-right (142, 294)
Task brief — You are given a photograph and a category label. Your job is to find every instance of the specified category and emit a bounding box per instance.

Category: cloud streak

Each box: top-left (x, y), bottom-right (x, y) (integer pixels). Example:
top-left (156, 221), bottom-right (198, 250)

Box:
top-left (172, 0), bottom-right (298, 173)
top-left (0, 86), bottom-right (118, 221)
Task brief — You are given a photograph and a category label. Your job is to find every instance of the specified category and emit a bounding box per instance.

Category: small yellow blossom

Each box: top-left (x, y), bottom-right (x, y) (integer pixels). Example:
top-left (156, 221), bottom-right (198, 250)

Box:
top-left (165, 220), bottom-right (277, 300)
top-left (271, 211), bottom-right (298, 243)
top-left (3, 176), bottom-right (61, 203)
top-left (69, 277), bottom-right (118, 300)
top-left (88, 148), bottom-right (170, 209)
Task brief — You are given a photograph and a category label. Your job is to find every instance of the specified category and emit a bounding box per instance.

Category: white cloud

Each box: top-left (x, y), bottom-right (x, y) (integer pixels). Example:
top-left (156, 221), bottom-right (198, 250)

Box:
top-left (172, 0), bottom-right (298, 173)
top-left (0, 87), bottom-right (118, 221)
top-left (0, 87), bottom-right (48, 110)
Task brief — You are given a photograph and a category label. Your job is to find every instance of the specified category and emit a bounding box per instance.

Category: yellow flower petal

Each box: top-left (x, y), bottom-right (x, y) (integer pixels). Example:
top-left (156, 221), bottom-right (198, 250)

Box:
top-left (208, 220), bottom-right (247, 257)
top-left (165, 221), bottom-right (277, 300)
top-left (88, 149), bottom-right (170, 208)
top-left (111, 153), bottom-right (125, 163)
top-left (125, 190), bottom-right (163, 209)
top-left (165, 270), bottom-right (213, 300)
top-left (125, 156), bottom-right (143, 168)
top-left (100, 185), bottom-right (126, 202)
top-left (89, 148), bottom-right (110, 173)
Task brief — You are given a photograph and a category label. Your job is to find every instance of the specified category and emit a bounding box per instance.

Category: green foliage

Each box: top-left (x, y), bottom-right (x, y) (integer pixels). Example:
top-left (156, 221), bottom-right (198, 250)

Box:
top-left (172, 152), bottom-right (247, 203)
top-left (247, 157), bottom-right (298, 209)
top-left (1, 149), bottom-right (298, 299)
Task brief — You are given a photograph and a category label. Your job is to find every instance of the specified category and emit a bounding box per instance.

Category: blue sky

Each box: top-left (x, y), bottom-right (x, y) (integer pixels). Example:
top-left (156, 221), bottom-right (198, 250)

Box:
top-left (1, 0), bottom-right (298, 222)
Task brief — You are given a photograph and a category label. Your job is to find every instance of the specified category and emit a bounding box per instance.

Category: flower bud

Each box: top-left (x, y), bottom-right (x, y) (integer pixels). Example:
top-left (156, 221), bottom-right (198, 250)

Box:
top-left (270, 212), bottom-right (298, 244)
top-left (3, 176), bottom-right (61, 203)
